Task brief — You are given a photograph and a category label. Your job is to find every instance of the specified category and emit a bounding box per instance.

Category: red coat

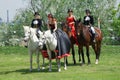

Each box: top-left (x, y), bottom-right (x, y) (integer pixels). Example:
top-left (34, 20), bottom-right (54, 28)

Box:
top-left (66, 16), bottom-right (78, 44)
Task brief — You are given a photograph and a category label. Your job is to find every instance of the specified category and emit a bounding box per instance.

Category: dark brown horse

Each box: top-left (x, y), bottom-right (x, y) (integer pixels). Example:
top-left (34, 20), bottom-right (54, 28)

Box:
top-left (61, 22), bottom-right (80, 64)
top-left (75, 20), bottom-right (102, 65)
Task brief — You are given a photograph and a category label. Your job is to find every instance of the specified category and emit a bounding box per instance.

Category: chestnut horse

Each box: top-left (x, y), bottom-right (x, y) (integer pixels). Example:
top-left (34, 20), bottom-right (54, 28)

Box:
top-left (75, 20), bottom-right (102, 65)
top-left (61, 22), bottom-right (80, 64)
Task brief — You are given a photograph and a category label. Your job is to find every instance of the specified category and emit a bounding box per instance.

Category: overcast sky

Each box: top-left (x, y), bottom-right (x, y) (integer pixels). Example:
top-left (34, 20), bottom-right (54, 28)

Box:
top-left (0, 0), bottom-right (28, 22)
top-left (0, 0), bottom-right (120, 22)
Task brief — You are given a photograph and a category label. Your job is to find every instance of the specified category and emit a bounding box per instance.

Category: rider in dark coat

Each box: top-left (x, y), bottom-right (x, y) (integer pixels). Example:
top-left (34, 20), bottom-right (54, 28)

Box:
top-left (83, 9), bottom-right (96, 42)
top-left (31, 12), bottom-right (42, 31)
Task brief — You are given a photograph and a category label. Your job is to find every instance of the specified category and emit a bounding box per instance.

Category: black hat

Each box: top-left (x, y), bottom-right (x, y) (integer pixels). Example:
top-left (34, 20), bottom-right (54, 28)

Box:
top-left (34, 12), bottom-right (40, 16)
top-left (67, 9), bottom-right (73, 13)
top-left (85, 9), bottom-right (91, 14)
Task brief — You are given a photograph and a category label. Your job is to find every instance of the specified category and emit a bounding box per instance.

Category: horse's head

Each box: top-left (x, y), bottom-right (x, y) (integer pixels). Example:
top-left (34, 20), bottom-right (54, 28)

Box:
top-left (61, 22), bottom-right (72, 38)
top-left (75, 19), bottom-right (83, 36)
top-left (23, 26), bottom-right (31, 42)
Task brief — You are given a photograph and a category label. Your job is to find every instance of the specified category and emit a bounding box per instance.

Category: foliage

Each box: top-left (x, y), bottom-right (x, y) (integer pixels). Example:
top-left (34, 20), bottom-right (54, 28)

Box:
top-left (14, 0), bottom-right (117, 42)
top-left (1, 0), bottom-right (120, 45)
top-left (111, 3), bottom-right (120, 44)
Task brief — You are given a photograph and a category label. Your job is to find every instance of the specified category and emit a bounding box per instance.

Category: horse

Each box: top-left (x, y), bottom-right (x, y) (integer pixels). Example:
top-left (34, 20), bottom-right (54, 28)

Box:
top-left (23, 26), bottom-right (45, 71)
top-left (61, 22), bottom-right (80, 64)
top-left (75, 20), bottom-right (102, 65)
top-left (40, 29), bottom-right (70, 72)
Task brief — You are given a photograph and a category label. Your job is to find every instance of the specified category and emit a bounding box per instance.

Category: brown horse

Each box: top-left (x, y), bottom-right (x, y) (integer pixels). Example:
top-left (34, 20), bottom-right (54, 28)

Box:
top-left (61, 22), bottom-right (80, 64)
top-left (75, 19), bottom-right (102, 65)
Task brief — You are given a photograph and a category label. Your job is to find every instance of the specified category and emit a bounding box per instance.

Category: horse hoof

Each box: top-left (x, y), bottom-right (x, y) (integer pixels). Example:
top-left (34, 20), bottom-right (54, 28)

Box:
top-left (87, 63), bottom-right (91, 65)
top-left (38, 69), bottom-right (40, 72)
top-left (30, 69), bottom-right (32, 72)
top-left (42, 67), bottom-right (45, 70)
top-left (80, 63), bottom-right (83, 66)
top-left (95, 61), bottom-right (98, 64)
top-left (64, 67), bottom-right (67, 70)
top-left (74, 61), bottom-right (76, 65)
top-left (95, 59), bottom-right (99, 64)
top-left (58, 69), bottom-right (61, 72)
top-left (49, 69), bottom-right (52, 72)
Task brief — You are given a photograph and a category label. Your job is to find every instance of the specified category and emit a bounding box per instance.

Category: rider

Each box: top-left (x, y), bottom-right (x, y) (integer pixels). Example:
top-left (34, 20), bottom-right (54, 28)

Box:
top-left (47, 14), bottom-right (57, 33)
top-left (46, 14), bottom-right (71, 58)
top-left (66, 9), bottom-right (77, 44)
top-left (31, 12), bottom-right (42, 36)
top-left (83, 9), bottom-right (96, 42)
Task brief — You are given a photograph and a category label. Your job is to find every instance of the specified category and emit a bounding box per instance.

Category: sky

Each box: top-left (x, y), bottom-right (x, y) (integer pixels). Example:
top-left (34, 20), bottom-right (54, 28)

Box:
top-left (0, 0), bottom-right (120, 22)
top-left (0, 0), bottom-right (28, 22)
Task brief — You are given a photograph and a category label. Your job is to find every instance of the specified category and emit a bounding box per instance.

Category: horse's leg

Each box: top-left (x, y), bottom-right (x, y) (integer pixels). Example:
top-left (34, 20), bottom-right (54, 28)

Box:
top-left (48, 50), bottom-right (52, 72)
top-left (81, 47), bottom-right (85, 64)
top-left (86, 45), bottom-right (91, 65)
top-left (71, 44), bottom-right (76, 64)
top-left (36, 50), bottom-right (40, 71)
top-left (64, 56), bottom-right (67, 70)
top-left (29, 51), bottom-right (33, 72)
top-left (57, 58), bottom-right (61, 72)
top-left (78, 46), bottom-right (81, 62)
top-left (42, 57), bottom-right (45, 70)
top-left (79, 46), bottom-right (85, 65)
top-left (95, 42), bottom-right (102, 64)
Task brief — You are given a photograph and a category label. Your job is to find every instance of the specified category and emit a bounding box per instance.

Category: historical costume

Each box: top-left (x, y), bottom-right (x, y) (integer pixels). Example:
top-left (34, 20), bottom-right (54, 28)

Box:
top-left (83, 9), bottom-right (96, 42)
top-left (31, 12), bottom-right (42, 31)
top-left (66, 9), bottom-right (78, 44)
top-left (42, 14), bottom-right (71, 59)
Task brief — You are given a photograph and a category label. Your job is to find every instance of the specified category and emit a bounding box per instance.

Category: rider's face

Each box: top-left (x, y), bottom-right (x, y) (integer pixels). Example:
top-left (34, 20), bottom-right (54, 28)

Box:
top-left (86, 12), bottom-right (90, 16)
top-left (68, 12), bottom-right (73, 16)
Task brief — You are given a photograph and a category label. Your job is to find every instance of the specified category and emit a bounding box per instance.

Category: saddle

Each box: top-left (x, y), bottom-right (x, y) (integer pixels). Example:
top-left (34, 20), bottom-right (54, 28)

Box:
top-left (88, 27), bottom-right (98, 41)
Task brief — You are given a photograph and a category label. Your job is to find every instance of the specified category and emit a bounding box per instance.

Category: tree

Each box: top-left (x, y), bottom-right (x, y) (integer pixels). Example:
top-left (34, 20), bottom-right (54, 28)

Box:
top-left (110, 3), bottom-right (120, 44)
top-left (12, 0), bottom-right (117, 44)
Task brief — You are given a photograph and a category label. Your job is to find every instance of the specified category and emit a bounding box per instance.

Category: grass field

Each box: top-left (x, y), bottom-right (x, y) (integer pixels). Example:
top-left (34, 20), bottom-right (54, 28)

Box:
top-left (0, 45), bottom-right (120, 80)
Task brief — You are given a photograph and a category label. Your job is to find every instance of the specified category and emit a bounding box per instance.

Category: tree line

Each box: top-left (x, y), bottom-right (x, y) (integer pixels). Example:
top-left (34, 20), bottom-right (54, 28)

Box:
top-left (0, 0), bottom-right (120, 46)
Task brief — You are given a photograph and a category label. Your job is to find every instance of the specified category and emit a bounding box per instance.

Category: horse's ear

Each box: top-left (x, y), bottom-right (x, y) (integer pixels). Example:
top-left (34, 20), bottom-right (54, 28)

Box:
top-left (23, 25), bottom-right (25, 28)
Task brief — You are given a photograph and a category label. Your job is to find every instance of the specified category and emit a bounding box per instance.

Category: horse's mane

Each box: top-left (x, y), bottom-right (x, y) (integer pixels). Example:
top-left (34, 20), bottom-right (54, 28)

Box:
top-left (61, 22), bottom-right (71, 31)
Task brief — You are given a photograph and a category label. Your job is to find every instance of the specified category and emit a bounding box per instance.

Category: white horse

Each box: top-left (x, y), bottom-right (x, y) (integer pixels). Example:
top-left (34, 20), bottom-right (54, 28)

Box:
top-left (40, 30), bottom-right (68, 72)
top-left (23, 26), bottom-right (44, 72)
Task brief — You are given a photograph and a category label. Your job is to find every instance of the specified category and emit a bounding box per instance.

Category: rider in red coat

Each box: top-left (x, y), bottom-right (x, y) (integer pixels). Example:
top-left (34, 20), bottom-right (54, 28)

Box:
top-left (66, 9), bottom-right (77, 44)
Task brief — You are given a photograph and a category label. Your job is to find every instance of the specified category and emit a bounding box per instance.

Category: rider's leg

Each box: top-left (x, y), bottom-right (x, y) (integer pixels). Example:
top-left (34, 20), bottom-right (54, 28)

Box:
top-left (91, 26), bottom-right (95, 42)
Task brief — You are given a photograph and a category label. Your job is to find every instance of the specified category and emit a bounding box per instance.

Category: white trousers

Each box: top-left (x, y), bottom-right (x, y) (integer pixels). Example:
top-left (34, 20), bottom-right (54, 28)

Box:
top-left (91, 26), bottom-right (95, 34)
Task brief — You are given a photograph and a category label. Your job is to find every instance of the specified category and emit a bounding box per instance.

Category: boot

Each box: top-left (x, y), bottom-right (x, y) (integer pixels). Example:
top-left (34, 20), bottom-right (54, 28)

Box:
top-left (92, 33), bottom-right (96, 43)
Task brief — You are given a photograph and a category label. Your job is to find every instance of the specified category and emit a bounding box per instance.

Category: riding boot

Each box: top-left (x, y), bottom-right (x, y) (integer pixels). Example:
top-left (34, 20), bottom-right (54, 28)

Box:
top-left (92, 33), bottom-right (95, 42)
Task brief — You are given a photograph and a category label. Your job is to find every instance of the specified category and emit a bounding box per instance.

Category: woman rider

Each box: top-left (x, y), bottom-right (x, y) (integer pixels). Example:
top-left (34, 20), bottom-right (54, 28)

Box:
top-left (47, 13), bottom-right (71, 58)
top-left (66, 9), bottom-right (77, 44)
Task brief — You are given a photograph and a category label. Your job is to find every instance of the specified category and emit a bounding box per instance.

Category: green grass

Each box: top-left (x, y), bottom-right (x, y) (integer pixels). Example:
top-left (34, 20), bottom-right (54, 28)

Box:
top-left (0, 45), bottom-right (120, 80)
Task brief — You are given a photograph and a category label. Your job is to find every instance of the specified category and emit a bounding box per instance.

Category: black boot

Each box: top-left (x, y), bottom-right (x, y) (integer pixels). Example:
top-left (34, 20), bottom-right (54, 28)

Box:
top-left (92, 33), bottom-right (95, 42)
